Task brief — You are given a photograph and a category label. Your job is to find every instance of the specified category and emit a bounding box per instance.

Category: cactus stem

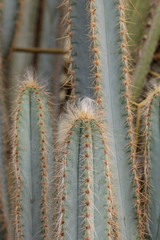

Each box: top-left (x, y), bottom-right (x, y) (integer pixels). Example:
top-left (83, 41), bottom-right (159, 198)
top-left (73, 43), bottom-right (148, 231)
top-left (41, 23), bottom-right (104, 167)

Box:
top-left (60, 0), bottom-right (76, 100)
top-left (138, 86), bottom-right (160, 237)
top-left (118, 0), bottom-right (145, 237)
top-left (88, 0), bottom-right (104, 111)
top-left (57, 98), bottom-right (118, 239)
top-left (12, 75), bottom-right (53, 239)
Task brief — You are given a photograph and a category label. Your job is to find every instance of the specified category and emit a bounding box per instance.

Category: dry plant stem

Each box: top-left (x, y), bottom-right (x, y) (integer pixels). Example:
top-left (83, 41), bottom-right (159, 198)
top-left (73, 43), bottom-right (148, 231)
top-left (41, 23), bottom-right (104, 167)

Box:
top-left (13, 47), bottom-right (67, 54)
top-left (149, 70), bottom-right (160, 78)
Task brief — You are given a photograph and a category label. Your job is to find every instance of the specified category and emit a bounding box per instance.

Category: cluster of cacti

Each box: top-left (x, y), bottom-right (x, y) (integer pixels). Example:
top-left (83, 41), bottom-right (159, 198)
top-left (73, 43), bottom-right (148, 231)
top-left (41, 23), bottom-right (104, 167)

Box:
top-left (0, 0), bottom-right (160, 239)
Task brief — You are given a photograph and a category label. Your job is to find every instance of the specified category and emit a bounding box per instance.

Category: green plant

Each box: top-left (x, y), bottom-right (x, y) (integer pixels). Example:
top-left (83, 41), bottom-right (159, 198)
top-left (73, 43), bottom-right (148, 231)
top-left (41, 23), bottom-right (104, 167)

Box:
top-left (0, 0), bottom-right (160, 239)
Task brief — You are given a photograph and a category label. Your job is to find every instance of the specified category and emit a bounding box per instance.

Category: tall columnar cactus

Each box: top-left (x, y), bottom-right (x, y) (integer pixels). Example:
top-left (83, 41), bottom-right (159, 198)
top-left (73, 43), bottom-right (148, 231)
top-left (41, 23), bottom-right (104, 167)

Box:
top-left (141, 87), bottom-right (160, 239)
top-left (0, 0), bottom-right (160, 239)
top-left (11, 75), bottom-right (54, 240)
top-left (57, 98), bottom-right (118, 239)
top-left (61, 0), bottom-right (140, 239)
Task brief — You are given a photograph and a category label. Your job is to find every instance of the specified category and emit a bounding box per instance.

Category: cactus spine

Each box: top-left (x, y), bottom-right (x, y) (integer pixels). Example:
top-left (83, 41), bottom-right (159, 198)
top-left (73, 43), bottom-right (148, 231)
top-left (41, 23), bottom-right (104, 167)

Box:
top-left (11, 75), bottom-right (54, 240)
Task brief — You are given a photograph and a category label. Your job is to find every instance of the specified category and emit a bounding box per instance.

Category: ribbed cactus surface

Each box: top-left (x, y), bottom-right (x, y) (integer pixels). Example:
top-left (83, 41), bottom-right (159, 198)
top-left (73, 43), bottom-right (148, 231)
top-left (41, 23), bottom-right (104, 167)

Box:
top-left (0, 0), bottom-right (160, 239)
top-left (144, 90), bottom-right (160, 239)
top-left (11, 76), bottom-right (54, 240)
top-left (57, 98), bottom-right (118, 240)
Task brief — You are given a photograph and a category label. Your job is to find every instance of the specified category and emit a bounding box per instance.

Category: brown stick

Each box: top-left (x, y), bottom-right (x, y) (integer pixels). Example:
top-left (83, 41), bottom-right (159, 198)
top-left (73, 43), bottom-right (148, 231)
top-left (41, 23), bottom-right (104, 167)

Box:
top-left (13, 47), bottom-right (67, 54)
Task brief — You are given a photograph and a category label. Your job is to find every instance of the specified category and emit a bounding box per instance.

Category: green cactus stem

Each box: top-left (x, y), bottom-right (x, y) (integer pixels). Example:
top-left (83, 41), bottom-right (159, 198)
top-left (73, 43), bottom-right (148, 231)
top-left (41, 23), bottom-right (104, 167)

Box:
top-left (11, 74), bottom-right (54, 240)
top-left (87, 0), bottom-right (140, 238)
top-left (143, 87), bottom-right (160, 239)
top-left (57, 98), bottom-right (118, 240)
top-left (127, 0), bottom-right (152, 54)
top-left (131, 1), bottom-right (160, 102)
top-left (60, 0), bottom-right (141, 238)
top-left (60, 0), bottom-right (94, 99)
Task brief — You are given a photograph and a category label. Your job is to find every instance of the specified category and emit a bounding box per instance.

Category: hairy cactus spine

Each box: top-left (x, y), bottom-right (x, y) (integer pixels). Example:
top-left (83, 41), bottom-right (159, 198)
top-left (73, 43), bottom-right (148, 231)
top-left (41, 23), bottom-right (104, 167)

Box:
top-left (57, 98), bottom-right (118, 239)
top-left (11, 76), bottom-right (54, 240)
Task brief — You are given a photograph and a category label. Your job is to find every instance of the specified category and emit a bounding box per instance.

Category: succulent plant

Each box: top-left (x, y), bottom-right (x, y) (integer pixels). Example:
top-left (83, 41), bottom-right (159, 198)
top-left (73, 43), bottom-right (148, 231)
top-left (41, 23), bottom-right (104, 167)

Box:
top-left (0, 0), bottom-right (160, 239)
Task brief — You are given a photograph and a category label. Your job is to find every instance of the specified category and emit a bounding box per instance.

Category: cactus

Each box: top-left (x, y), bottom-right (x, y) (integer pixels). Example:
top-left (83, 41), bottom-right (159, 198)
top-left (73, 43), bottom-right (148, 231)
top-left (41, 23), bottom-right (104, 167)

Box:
top-left (140, 87), bottom-right (160, 239)
top-left (11, 75), bottom-right (54, 239)
top-left (0, 0), bottom-right (160, 239)
top-left (61, 0), bottom-right (140, 238)
top-left (57, 98), bottom-right (118, 239)
top-left (131, 1), bottom-right (160, 101)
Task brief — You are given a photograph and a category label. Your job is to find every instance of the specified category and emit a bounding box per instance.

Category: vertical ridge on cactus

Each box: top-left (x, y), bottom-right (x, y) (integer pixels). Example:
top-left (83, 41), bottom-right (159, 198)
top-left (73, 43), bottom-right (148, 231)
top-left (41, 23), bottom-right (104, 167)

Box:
top-left (11, 75), bottom-right (54, 240)
top-left (57, 98), bottom-right (118, 240)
